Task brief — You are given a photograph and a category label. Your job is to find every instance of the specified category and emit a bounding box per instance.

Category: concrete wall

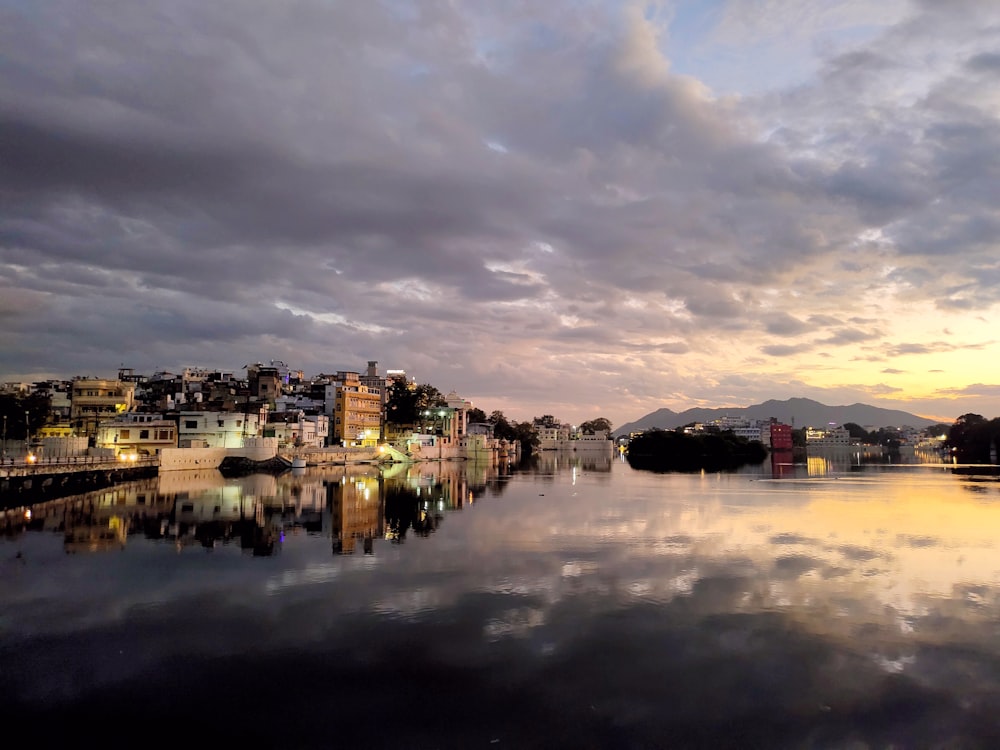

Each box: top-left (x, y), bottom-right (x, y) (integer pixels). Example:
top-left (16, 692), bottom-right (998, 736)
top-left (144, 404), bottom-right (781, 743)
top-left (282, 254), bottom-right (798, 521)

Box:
top-left (159, 438), bottom-right (278, 472)
top-left (283, 446), bottom-right (381, 465)
top-left (41, 436), bottom-right (90, 457)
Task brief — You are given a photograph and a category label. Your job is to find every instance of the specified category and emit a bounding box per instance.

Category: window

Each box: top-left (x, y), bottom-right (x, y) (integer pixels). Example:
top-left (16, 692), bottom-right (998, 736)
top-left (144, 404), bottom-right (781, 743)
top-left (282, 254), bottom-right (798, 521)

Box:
top-left (185, 420), bottom-right (198, 429)
top-left (120, 429), bottom-right (131, 439)
top-left (139, 430), bottom-right (149, 439)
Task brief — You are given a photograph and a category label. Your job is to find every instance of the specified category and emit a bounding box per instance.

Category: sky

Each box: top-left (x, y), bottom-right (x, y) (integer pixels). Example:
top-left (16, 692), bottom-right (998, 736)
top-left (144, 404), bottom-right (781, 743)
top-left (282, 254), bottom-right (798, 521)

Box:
top-left (2, 0), bottom-right (999, 429)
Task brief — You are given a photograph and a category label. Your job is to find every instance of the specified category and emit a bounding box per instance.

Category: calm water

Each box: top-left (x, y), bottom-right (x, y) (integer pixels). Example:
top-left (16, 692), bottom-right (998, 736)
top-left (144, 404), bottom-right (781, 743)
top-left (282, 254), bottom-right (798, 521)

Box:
top-left (4, 452), bottom-right (1000, 748)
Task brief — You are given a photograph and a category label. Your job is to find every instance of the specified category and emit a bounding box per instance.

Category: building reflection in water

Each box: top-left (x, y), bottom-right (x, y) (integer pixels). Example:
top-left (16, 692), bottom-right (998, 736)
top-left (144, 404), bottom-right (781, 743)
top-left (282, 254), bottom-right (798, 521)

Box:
top-left (2, 459), bottom-right (512, 557)
top-left (530, 451), bottom-right (614, 475)
top-left (804, 446), bottom-right (946, 476)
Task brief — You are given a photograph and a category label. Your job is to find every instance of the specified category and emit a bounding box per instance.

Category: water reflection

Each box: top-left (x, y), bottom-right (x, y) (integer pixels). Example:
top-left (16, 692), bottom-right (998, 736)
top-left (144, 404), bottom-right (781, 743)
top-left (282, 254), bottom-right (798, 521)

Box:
top-left (4, 457), bottom-right (1000, 747)
top-left (1, 461), bottom-right (509, 557)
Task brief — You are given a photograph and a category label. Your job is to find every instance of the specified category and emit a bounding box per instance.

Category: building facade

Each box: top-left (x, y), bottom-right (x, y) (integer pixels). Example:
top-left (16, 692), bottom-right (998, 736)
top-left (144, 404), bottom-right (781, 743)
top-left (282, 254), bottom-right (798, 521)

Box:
top-left (327, 371), bottom-right (382, 447)
top-left (96, 413), bottom-right (177, 456)
top-left (805, 425), bottom-right (852, 448)
top-left (177, 409), bottom-right (266, 448)
top-left (769, 421), bottom-right (794, 451)
top-left (70, 378), bottom-right (136, 437)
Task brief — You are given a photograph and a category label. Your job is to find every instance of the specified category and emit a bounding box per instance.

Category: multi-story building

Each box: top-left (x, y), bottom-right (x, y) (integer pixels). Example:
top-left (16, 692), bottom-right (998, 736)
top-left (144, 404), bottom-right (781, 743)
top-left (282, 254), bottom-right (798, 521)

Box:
top-left (537, 424), bottom-right (572, 449)
top-left (177, 409), bottom-right (266, 448)
top-left (360, 361), bottom-right (388, 433)
top-left (805, 424), bottom-right (852, 448)
top-left (707, 417), bottom-right (770, 443)
top-left (70, 378), bottom-right (135, 437)
top-left (265, 411), bottom-right (329, 449)
top-left (326, 371), bottom-right (382, 447)
top-left (769, 421), bottom-right (794, 451)
top-left (96, 412), bottom-right (177, 456)
top-left (247, 364), bottom-right (283, 404)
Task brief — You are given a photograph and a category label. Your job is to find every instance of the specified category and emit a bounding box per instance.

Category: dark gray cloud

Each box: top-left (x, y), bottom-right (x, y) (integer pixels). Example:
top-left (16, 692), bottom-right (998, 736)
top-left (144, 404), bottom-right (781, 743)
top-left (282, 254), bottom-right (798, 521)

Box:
top-left (2, 0), bottom-right (1000, 424)
top-left (761, 344), bottom-right (809, 357)
top-left (885, 341), bottom-right (991, 357)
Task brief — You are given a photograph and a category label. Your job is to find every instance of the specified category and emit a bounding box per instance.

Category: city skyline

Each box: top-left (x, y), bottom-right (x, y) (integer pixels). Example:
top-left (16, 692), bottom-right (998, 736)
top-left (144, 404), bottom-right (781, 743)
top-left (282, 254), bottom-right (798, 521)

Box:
top-left (3, 1), bottom-right (999, 428)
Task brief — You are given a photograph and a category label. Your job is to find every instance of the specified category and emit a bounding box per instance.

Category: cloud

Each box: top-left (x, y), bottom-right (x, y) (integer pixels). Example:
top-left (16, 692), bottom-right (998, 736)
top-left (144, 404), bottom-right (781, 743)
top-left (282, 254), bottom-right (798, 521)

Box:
top-left (761, 344), bottom-right (809, 357)
top-left (884, 340), bottom-right (992, 357)
top-left (2, 0), bottom-right (1000, 424)
top-left (762, 312), bottom-right (810, 336)
top-left (934, 384), bottom-right (1000, 399)
top-left (819, 327), bottom-right (882, 346)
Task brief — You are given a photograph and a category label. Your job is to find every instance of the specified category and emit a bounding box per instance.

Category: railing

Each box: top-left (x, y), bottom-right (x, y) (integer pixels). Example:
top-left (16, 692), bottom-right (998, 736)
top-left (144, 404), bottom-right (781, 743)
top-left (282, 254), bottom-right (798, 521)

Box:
top-left (0, 454), bottom-right (159, 475)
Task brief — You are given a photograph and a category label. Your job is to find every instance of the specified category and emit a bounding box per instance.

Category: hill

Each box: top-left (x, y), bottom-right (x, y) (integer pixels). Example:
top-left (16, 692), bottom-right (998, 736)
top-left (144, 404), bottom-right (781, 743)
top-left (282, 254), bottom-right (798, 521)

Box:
top-left (616, 398), bottom-right (939, 435)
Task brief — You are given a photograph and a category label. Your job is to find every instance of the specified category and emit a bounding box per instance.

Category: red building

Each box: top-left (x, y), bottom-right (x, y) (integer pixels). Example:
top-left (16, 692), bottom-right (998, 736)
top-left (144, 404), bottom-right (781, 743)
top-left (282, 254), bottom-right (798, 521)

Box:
top-left (769, 421), bottom-right (793, 451)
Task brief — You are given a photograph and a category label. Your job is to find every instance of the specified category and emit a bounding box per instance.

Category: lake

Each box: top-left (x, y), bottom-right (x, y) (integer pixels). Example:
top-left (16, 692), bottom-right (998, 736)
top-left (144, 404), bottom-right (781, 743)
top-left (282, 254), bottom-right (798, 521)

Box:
top-left (3, 451), bottom-right (1000, 748)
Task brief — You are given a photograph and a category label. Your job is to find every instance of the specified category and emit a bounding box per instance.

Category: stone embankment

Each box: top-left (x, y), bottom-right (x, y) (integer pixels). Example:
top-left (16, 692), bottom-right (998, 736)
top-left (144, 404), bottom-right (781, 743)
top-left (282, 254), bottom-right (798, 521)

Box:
top-left (1, 456), bottom-right (158, 508)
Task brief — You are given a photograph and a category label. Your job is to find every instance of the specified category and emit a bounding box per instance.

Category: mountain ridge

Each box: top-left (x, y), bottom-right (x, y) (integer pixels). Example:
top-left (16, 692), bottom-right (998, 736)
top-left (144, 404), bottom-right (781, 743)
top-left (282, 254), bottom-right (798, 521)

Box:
top-left (615, 397), bottom-right (939, 435)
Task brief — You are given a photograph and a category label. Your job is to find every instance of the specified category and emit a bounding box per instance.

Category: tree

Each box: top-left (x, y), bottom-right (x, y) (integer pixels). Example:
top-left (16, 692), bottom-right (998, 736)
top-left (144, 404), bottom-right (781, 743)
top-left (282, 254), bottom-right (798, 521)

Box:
top-left (491, 411), bottom-right (514, 440)
top-left (842, 423), bottom-right (870, 442)
top-left (869, 427), bottom-right (901, 450)
top-left (0, 392), bottom-right (51, 441)
top-left (385, 381), bottom-right (446, 426)
top-left (488, 412), bottom-right (539, 456)
top-left (511, 421), bottom-right (540, 455)
top-left (578, 417), bottom-right (613, 435)
top-left (924, 423), bottom-right (952, 439)
top-left (466, 407), bottom-right (487, 424)
top-left (626, 429), bottom-right (767, 472)
top-left (947, 414), bottom-right (1000, 463)
top-left (385, 379), bottom-right (419, 426)
top-left (533, 414), bottom-right (560, 428)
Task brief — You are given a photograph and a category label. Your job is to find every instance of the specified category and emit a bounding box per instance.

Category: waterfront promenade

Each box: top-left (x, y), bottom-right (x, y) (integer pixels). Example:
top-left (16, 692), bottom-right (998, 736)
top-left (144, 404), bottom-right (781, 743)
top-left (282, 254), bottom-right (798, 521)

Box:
top-left (0, 454), bottom-right (159, 506)
top-left (0, 453), bottom-right (158, 477)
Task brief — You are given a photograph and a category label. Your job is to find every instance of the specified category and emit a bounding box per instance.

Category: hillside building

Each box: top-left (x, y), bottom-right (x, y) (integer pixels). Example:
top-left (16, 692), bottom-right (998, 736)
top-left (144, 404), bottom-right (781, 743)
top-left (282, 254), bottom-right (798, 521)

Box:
top-left (326, 371), bottom-right (382, 447)
top-left (805, 424), bottom-right (852, 448)
top-left (96, 413), bottom-right (177, 456)
top-left (70, 378), bottom-right (135, 437)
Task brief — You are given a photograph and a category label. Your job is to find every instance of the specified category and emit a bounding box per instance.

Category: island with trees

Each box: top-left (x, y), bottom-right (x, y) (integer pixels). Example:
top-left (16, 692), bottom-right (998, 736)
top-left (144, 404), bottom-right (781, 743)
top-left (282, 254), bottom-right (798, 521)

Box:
top-left (945, 413), bottom-right (1000, 464)
top-left (625, 428), bottom-right (768, 473)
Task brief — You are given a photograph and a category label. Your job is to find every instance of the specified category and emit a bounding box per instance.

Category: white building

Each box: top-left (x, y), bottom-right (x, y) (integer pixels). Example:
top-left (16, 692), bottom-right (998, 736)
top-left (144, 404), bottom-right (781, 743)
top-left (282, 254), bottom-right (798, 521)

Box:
top-left (266, 412), bottom-right (329, 449)
top-left (96, 412), bottom-right (177, 456)
top-left (707, 417), bottom-right (770, 443)
top-left (537, 424), bottom-right (572, 449)
top-left (805, 425), bottom-right (852, 447)
top-left (177, 409), bottom-right (266, 448)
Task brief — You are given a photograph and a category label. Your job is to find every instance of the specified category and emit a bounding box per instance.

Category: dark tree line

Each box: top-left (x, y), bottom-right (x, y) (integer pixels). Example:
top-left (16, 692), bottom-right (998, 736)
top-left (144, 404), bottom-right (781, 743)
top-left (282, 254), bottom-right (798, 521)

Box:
top-left (946, 413), bottom-right (1000, 463)
top-left (490, 411), bottom-right (540, 455)
top-left (0, 392), bottom-right (51, 441)
top-left (382, 382), bottom-right (539, 456)
top-left (384, 381), bottom-right (447, 427)
top-left (837, 423), bottom-right (912, 450)
top-left (626, 429), bottom-right (768, 472)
